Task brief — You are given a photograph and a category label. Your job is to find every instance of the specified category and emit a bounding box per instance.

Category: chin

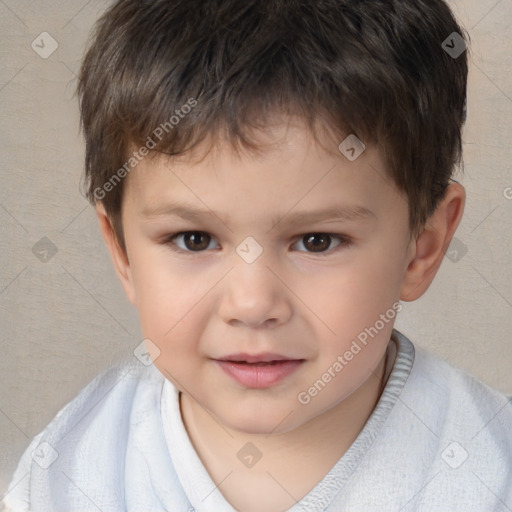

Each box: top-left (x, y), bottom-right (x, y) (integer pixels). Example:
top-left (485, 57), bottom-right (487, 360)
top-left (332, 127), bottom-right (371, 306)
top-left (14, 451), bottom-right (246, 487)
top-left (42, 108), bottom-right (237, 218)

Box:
top-left (219, 405), bottom-right (303, 436)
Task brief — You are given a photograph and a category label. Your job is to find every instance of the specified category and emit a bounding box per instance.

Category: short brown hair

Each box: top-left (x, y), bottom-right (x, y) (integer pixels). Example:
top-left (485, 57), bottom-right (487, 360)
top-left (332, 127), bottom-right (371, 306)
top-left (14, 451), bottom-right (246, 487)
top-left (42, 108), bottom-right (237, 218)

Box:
top-left (78, 0), bottom-right (469, 250)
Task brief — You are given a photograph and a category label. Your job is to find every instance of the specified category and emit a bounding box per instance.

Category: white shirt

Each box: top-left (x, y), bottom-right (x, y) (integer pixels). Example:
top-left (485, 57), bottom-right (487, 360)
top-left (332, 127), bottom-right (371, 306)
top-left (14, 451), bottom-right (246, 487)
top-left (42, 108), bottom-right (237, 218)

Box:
top-left (3, 330), bottom-right (512, 511)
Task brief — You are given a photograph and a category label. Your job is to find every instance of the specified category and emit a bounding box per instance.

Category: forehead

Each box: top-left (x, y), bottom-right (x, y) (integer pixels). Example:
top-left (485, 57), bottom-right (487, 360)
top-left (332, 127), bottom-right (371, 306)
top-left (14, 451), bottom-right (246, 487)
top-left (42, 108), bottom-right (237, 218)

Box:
top-left (122, 120), bottom-right (401, 226)
top-left (128, 119), bottom-right (388, 181)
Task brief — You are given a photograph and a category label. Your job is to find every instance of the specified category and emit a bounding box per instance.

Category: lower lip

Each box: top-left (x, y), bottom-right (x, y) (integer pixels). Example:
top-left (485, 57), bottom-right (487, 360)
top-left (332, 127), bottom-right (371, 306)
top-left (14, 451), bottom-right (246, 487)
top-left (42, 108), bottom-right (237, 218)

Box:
top-left (215, 360), bottom-right (304, 388)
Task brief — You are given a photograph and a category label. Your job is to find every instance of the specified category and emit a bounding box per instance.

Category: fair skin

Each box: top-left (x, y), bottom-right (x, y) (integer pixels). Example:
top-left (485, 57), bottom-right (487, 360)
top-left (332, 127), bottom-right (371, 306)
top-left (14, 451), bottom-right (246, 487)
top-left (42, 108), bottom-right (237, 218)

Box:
top-left (97, 120), bottom-right (465, 512)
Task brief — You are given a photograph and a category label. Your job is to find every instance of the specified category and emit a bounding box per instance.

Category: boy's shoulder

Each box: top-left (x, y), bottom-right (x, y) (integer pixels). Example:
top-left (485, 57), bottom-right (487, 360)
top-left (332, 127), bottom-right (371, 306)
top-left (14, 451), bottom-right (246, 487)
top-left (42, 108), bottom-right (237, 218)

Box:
top-left (395, 330), bottom-right (512, 458)
top-left (38, 356), bottom-right (165, 445)
top-left (346, 330), bottom-right (512, 511)
top-left (408, 333), bottom-right (512, 435)
top-left (34, 353), bottom-right (167, 443)
top-left (2, 358), bottom-right (175, 511)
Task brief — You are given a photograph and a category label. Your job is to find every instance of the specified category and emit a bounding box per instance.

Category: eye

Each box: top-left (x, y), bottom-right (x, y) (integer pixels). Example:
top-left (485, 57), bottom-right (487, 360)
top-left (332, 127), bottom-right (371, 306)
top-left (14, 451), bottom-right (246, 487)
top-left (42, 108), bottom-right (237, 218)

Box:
top-left (165, 231), bottom-right (219, 252)
top-left (293, 233), bottom-right (351, 255)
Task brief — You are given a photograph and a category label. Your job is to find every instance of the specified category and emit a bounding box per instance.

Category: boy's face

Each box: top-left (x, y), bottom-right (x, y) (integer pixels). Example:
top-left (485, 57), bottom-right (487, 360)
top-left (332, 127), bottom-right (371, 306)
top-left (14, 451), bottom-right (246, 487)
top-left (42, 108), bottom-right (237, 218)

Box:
top-left (116, 121), bottom-right (415, 434)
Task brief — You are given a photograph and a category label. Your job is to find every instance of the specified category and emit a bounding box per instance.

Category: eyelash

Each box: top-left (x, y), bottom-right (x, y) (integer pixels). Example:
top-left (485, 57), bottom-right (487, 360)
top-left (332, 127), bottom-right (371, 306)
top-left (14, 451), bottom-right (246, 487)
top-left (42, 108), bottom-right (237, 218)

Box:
top-left (161, 231), bottom-right (353, 257)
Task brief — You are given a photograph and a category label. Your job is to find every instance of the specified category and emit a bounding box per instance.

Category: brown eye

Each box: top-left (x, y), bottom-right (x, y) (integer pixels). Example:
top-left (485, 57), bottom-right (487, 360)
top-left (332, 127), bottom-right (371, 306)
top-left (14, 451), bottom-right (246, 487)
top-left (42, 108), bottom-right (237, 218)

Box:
top-left (303, 234), bottom-right (331, 252)
top-left (183, 232), bottom-right (211, 251)
top-left (167, 231), bottom-right (218, 252)
top-left (295, 233), bottom-right (349, 254)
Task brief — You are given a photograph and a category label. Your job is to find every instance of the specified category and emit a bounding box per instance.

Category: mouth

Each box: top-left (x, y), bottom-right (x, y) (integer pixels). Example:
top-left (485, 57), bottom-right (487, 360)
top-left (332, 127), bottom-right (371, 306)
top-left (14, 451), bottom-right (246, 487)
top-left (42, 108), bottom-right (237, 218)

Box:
top-left (214, 353), bottom-right (305, 388)
top-left (227, 361), bottom-right (290, 366)
top-left (217, 352), bottom-right (301, 364)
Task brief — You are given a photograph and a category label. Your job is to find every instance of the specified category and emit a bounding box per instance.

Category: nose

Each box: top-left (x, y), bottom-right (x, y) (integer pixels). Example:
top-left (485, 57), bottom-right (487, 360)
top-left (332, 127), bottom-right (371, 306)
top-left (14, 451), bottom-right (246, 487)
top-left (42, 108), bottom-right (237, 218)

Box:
top-left (217, 253), bottom-right (293, 329)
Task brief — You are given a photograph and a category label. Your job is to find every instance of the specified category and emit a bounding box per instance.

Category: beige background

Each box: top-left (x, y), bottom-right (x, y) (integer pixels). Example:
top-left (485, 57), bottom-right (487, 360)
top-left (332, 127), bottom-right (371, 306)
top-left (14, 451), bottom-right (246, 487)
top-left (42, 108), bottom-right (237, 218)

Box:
top-left (1, 0), bottom-right (511, 496)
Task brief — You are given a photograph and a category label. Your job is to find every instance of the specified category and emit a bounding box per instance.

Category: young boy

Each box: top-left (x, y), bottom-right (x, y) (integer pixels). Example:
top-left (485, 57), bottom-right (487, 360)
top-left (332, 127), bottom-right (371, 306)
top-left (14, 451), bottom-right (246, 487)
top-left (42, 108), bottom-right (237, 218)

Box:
top-left (3, 0), bottom-right (512, 510)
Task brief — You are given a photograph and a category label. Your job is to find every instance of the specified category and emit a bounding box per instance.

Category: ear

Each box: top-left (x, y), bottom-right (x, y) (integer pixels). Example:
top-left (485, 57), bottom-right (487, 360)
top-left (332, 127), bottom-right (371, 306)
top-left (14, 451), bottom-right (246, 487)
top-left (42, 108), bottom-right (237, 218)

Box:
top-left (400, 182), bottom-right (465, 301)
top-left (96, 202), bottom-right (137, 305)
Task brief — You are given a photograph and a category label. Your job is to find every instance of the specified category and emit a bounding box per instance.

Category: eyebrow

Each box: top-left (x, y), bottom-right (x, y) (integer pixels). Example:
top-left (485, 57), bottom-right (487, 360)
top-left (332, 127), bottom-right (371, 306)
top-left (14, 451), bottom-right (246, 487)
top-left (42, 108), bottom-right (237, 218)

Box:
top-left (140, 202), bottom-right (375, 227)
top-left (272, 205), bottom-right (375, 228)
top-left (142, 202), bottom-right (217, 221)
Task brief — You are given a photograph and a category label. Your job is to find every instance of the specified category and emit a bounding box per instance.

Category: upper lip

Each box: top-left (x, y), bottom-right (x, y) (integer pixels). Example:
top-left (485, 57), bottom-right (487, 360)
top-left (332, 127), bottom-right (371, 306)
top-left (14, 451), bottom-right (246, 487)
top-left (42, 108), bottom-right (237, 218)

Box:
top-left (216, 353), bottom-right (302, 363)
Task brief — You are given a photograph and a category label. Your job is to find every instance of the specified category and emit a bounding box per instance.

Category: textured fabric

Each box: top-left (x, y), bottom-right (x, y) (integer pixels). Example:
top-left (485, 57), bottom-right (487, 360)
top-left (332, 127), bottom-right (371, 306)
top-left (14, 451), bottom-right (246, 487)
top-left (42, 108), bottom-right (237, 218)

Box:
top-left (3, 330), bottom-right (512, 511)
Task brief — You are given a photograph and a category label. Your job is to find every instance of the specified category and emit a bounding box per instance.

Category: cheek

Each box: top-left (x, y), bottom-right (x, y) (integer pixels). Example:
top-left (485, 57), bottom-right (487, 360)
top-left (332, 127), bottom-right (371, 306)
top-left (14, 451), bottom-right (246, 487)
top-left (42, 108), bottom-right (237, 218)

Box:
top-left (297, 250), bottom-right (403, 376)
top-left (128, 250), bottom-right (196, 339)
top-left (138, 288), bottom-right (205, 378)
top-left (304, 259), bottom-right (401, 332)
top-left (128, 251), bottom-right (221, 374)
